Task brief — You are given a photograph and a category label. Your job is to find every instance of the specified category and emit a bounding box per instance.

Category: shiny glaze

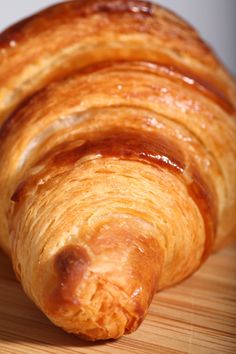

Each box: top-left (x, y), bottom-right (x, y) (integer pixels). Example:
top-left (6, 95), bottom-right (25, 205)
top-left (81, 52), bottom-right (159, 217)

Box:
top-left (11, 129), bottom-right (185, 202)
top-left (0, 0), bottom-right (229, 110)
top-left (165, 64), bottom-right (234, 114)
top-left (79, 61), bottom-right (235, 114)
top-left (143, 62), bottom-right (234, 114)
top-left (0, 0), bottom-right (153, 48)
top-left (0, 57), bottom-right (233, 143)
top-left (52, 130), bottom-right (186, 173)
top-left (46, 245), bottom-right (90, 314)
top-left (12, 129), bottom-right (217, 260)
top-left (81, 0), bottom-right (153, 16)
top-left (0, 0), bottom-right (232, 139)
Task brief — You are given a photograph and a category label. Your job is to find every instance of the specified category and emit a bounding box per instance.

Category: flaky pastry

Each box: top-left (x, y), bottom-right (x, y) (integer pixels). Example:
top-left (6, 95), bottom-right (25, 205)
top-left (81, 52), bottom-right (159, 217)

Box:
top-left (0, 0), bottom-right (235, 340)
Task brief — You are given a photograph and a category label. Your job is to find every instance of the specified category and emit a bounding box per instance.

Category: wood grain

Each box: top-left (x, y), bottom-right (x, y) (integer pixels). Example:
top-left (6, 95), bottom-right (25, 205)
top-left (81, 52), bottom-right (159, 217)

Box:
top-left (0, 242), bottom-right (235, 354)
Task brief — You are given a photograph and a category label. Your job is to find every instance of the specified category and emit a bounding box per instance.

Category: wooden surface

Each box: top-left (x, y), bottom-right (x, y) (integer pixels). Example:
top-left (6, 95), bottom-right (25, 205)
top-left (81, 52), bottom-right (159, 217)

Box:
top-left (0, 243), bottom-right (235, 354)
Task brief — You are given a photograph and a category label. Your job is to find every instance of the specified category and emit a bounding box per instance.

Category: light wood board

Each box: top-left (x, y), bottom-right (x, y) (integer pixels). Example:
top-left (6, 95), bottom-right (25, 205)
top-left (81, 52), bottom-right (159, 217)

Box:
top-left (0, 242), bottom-right (236, 354)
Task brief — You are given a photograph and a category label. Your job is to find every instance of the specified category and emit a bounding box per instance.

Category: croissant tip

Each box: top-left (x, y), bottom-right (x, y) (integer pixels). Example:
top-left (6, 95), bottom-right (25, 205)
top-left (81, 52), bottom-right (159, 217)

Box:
top-left (42, 220), bottom-right (157, 340)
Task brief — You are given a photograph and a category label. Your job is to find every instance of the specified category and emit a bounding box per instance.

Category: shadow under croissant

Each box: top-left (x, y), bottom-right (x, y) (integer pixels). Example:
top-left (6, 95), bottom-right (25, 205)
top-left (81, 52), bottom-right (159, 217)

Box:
top-left (0, 250), bottom-right (116, 347)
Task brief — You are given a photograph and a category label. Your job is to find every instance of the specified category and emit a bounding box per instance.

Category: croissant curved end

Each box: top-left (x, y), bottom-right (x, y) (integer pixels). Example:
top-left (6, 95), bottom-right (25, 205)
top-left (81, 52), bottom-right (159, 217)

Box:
top-left (42, 222), bottom-right (162, 340)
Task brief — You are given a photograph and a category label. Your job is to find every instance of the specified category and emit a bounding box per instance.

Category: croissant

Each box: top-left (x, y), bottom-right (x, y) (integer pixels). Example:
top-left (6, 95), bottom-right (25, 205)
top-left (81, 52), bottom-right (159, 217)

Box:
top-left (0, 0), bottom-right (235, 341)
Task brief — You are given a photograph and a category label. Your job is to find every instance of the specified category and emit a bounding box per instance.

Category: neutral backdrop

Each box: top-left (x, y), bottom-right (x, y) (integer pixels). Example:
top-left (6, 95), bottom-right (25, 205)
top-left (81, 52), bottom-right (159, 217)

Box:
top-left (0, 0), bottom-right (235, 75)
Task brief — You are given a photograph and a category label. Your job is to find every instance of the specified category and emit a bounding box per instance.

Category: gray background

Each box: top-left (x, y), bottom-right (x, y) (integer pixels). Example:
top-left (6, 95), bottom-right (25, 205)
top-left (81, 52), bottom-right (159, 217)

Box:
top-left (0, 0), bottom-right (235, 75)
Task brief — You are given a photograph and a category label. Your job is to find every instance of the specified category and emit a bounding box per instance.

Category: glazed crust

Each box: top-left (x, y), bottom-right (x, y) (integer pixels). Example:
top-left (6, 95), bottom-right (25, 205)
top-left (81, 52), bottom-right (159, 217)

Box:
top-left (0, 0), bottom-right (235, 341)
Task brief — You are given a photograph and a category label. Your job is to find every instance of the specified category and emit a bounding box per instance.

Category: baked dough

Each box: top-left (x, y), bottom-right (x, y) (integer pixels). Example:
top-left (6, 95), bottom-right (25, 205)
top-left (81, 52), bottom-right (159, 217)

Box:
top-left (0, 0), bottom-right (235, 340)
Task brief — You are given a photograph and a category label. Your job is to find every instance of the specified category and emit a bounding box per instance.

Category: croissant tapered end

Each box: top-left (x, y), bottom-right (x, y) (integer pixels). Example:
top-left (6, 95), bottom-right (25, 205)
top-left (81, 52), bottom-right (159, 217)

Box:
top-left (42, 221), bottom-right (162, 340)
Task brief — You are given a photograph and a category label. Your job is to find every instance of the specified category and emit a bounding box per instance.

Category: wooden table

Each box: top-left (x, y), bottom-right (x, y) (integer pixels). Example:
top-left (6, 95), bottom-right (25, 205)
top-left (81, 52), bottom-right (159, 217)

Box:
top-left (0, 243), bottom-right (235, 354)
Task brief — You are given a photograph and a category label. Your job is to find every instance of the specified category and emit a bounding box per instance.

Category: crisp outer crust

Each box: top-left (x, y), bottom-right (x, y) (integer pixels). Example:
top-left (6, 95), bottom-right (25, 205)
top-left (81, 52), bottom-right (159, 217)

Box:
top-left (0, 0), bottom-right (235, 125)
top-left (0, 0), bottom-right (235, 341)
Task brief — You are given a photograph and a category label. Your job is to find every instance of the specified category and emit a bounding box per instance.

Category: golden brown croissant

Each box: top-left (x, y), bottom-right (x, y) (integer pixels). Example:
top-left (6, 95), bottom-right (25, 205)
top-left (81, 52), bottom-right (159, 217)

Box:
top-left (0, 0), bottom-right (235, 341)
